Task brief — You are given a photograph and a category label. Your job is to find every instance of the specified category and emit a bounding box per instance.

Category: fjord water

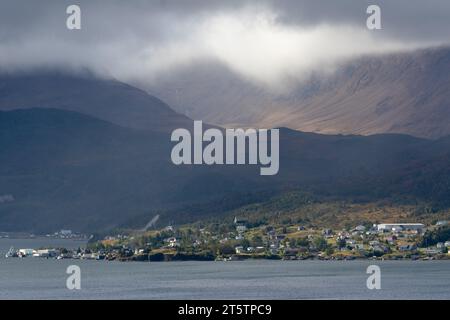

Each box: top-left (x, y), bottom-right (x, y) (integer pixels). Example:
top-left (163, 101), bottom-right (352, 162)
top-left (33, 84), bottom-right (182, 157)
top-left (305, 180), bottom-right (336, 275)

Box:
top-left (1, 240), bottom-right (449, 300)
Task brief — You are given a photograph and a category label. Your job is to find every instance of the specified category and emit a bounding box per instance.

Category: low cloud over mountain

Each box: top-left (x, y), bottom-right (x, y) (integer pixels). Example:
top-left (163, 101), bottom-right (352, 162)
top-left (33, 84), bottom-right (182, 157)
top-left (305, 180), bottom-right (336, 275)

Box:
top-left (1, 1), bottom-right (448, 89)
top-left (149, 46), bottom-right (450, 138)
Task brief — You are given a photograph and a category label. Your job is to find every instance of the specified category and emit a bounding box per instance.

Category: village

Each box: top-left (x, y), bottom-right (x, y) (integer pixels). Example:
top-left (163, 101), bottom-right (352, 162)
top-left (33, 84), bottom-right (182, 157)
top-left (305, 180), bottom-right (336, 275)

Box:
top-left (5, 218), bottom-right (450, 262)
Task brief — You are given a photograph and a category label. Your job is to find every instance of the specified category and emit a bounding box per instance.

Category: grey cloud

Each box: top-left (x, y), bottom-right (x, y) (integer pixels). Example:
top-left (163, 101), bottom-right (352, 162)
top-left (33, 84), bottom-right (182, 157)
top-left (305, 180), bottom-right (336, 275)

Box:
top-left (0, 0), bottom-right (449, 87)
top-left (2, 1), bottom-right (450, 41)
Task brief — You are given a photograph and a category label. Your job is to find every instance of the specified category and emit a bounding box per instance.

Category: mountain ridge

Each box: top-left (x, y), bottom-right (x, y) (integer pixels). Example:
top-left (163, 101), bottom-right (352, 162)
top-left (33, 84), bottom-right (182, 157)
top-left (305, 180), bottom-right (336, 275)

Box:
top-left (1, 107), bottom-right (450, 233)
top-left (0, 71), bottom-right (192, 132)
top-left (147, 46), bottom-right (450, 139)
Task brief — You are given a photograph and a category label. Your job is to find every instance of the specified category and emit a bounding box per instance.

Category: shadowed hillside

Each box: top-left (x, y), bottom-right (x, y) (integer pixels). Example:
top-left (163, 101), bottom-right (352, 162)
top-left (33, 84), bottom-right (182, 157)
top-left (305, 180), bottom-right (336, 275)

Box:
top-left (0, 71), bottom-right (191, 132)
top-left (1, 108), bottom-right (450, 233)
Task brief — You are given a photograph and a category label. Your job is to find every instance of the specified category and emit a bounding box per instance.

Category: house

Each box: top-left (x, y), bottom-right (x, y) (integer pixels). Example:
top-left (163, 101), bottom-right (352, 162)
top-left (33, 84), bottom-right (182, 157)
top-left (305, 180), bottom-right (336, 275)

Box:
top-left (372, 245), bottom-right (388, 253)
top-left (234, 217), bottom-right (248, 225)
top-left (236, 225), bottom-right (247, 233)
top-left (269, 247), bottom-right (278, 255)
top-left (425, 248), bottom-right (441, 255)
top-left (266, 229), bottom-right (276, 237)
top-left (18, 249), bottom-right (34, 257)
top-left (270, 234), bottom-right (286, 241)
top-left (269, 243), bottom-right (279, 250)
top-left (60, 229), bottom-right (72, 236)
top-left (193, 240), bottom-right (202, 247)
top-left (399, 244), bottom-right (417, 252)
top-left (265, 226), bottom-right (275, 233)
top-left (255, 246), bottom-right (265, 253)
top-left (134, 248), bottom-right (149, 255)
top-left (235, 246), bottom-right (245, 254)
top-left (436, 221), bottom-right (448, 226)
top-left (385, 236), bottom-right (397, 245)
top-left (81, 253), bottom-right (98, 260)
top-left (354, 225), bottom-right (366, 232)
top-left (33, 249), bottom-right (58, 258)
top-left (346, 239), bottom-right (356, 247)
top-left (166, 237), bottom-right (179, 247)
top-left (377, 223), bottom-right (424, 232)
top-left (444, 241), bottom-right (450, 248)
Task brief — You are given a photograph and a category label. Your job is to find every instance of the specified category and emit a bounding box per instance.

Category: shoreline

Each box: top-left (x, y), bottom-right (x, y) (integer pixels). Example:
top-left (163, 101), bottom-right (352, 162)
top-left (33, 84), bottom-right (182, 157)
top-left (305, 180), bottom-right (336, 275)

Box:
top-left (4, 251), bottom-right (450, 262)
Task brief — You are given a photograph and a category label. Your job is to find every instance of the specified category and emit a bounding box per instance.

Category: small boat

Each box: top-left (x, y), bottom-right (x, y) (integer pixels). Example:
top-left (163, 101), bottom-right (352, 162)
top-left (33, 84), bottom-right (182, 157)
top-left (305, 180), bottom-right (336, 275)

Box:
top-left (5, 246), bottom-right (18, 258)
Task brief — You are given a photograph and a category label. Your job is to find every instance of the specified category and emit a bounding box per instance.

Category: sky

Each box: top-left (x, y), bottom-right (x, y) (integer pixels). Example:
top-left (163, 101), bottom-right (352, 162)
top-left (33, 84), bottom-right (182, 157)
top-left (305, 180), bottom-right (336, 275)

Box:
top-left (0, 0), bottom-right (449, 88)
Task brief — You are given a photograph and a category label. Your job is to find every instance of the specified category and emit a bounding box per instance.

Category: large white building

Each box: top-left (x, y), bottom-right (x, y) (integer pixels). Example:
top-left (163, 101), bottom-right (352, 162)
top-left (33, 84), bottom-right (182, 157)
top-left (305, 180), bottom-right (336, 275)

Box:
top-left (377, 223), bottom-right (425, 232)
top-left (18, 249), bottom-right (34, 257)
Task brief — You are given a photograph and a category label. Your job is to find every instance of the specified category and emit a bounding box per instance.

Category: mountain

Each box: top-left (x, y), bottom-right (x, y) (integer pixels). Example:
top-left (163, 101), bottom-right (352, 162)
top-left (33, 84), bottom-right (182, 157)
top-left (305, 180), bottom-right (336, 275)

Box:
top-left (147, 46), bottom-right (450, 139)
top-left (0, 71), bottom-right (191, 132)
top-left (263, 46), bottom-right (450, 139)
top-left (1, 108), bottom-right (450, 233)
top-left (0, 108), bottom-right (260, 233)
top-left (1, 69), bottom-right (449, 233)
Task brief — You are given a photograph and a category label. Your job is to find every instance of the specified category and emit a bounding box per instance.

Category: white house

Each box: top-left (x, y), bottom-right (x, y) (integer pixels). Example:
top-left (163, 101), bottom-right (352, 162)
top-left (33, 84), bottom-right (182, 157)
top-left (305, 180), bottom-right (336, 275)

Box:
top-left (235, 246), bottom-right (244, 254)
top-left (33, 249), bottom-right (57, 258)
top-left (346, 239), bottom-right (356, 247)
top-left (234, 217), bottom-right (248, 225)
top-left (269, 247), bottom-right (278, 255)
top-left (60, 229), bottom-right (72, 236)
top-left (18, 249), bottom-right (34, 257)
top-left (377, 223), bottom-right (424, 232)
top-left (165, 237), bottom-right (179, 247)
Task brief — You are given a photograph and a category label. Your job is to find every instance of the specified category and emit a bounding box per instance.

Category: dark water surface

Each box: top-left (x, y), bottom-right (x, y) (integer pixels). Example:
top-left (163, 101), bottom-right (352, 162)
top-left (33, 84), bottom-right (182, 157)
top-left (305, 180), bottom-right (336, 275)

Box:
top-left (1, 239), bottom-right (449, 299)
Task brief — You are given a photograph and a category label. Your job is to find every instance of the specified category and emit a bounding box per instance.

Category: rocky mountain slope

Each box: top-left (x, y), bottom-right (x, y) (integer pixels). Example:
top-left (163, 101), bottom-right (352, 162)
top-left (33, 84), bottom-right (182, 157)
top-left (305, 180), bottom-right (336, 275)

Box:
top-left (147, 46), bottom-right (450, 139)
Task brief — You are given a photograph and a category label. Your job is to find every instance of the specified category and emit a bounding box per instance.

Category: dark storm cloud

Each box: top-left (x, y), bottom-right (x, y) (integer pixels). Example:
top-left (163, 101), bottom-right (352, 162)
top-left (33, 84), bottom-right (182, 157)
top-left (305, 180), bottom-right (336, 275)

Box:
top-left (0, 0), bottom-right (449, 87)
